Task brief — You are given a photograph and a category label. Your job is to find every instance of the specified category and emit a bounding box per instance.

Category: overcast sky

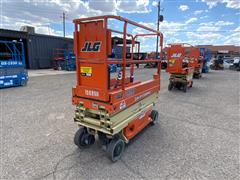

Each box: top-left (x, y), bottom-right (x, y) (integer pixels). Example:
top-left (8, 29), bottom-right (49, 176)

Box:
top-left (0, 0), bottom-right (239, 51)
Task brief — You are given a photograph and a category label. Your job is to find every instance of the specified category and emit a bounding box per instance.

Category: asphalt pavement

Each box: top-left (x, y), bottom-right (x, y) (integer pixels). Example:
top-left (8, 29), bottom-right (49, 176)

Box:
top-left (1, 69), bottom-right (239, 180)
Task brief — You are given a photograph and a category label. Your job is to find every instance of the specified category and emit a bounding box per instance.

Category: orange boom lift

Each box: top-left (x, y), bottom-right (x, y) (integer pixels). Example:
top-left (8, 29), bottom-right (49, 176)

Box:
top-left (166, 43), bottom-right (197, 92)
top-left (72, 15), bottom-right (163, 162)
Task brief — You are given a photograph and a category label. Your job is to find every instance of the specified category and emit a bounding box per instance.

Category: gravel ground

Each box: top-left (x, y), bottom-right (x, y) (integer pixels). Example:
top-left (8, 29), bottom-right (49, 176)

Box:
top-left (1, 69), bottom-right (239, 180)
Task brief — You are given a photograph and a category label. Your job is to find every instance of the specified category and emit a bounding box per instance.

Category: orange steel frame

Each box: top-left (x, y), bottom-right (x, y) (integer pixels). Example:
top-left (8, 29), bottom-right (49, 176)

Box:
top-left (72, 16), bottom-right (163, 116)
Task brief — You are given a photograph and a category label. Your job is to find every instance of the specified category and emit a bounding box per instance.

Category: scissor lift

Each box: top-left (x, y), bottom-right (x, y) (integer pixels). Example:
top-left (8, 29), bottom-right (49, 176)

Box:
top-left (191, 48), bottom-right (203, 79)
top-left (72, 15), bottom-right (163, 162)
top-left (166, 44), bottom-right (197, 92)
top-left (0, 40), bottom-right (28, 88)
top-left (200, 48), bottom-right (211, 73)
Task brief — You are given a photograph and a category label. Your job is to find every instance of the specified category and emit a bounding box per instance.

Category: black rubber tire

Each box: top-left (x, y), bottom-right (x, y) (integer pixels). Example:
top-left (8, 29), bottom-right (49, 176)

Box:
top-left (150, 110), bottom-right (159, 125)
top-left (194, 74), bottom-right (200, 79)
top-left (107, 138), bottom-right (125, 162)
top-left (74, 127), bottom-right (95, 148)
top-left (168, 82), bottom-right (173, 91)
top-left (183, 84), bottom-right (187, 93)
top-left (21, 80), bottom-right (27, 86)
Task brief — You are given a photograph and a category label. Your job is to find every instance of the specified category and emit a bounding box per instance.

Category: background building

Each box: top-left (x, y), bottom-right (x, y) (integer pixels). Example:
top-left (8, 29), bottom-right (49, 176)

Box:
top-left (0, 28), bottom-right (73, 69)
top-left (197, 45), bottom-right (240, 58)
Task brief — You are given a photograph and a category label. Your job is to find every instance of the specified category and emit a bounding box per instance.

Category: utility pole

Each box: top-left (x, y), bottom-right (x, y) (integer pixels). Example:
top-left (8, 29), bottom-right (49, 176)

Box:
top-left (156, 1), bottom-right (160, 59)
top-left (155, 1), bottom-right (164, 59)
top-left (62, 12), bottom-right (66, 38)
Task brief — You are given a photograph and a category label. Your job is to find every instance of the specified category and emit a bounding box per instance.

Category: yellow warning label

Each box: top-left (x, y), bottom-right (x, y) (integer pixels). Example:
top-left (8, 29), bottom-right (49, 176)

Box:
top-left (80, 67), bottom-right (92, 74)
top-left (169, 59), bottom-right (175, 67)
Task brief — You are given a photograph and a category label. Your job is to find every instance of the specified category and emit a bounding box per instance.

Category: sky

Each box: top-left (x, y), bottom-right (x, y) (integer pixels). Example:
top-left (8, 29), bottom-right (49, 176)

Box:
top-left (0, 0), bottom-right (239, 52)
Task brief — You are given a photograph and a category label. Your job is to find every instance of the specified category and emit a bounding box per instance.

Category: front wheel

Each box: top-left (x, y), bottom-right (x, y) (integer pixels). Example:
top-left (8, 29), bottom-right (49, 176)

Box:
top-left (21, 80), bottom-right (27, 86)
top-left (107, 138), bottom-right (125, 162)
top-left (74, 127), bottom-right (95, 148)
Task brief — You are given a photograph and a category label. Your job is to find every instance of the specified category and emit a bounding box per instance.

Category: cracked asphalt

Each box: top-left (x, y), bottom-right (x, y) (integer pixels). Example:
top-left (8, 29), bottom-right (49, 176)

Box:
top-left (1, 69), bottom-right (239, 180)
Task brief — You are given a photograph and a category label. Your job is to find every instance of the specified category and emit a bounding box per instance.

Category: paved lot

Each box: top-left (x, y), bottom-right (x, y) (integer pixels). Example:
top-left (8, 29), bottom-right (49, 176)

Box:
top-left (1, 69), bottom-right (239, 180)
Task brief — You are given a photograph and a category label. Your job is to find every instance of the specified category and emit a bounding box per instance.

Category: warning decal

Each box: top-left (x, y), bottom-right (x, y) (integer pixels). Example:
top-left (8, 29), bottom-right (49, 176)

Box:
top-left (169, 59), bottom-right (175, 67)
top-left (81, 67), bottom-right (92, 77)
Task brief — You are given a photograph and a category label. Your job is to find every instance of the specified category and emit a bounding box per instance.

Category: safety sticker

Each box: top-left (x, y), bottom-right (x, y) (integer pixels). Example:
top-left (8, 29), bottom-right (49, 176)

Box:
top-left (81, 67), bottom-right (92, 77)
top-left (169, 59), bottom-right (175, 67)
top-left (119, 101), bottom-right (126, 110)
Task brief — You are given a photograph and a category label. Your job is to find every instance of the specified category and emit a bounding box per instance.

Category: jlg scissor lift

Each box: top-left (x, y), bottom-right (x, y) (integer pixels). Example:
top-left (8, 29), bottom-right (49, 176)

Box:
top-left (166, 43), bottom-right (197, 92)
top-left (72, 15), bottom-right (163, 162)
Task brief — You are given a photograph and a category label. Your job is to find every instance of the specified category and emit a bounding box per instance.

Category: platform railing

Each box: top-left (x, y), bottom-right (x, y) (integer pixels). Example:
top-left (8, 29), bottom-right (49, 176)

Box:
top-left (73, 15), bottom-right (164, 91)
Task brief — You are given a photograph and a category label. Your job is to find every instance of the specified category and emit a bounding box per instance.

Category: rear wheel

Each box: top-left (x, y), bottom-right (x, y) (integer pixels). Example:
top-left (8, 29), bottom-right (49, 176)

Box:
top-left (168, 82), bottom-right (173, 91)
top-left (194, 74), bottom-right (200, 79)
top-left (107, 138), bottom-right (125, 162)
top-left (150, 110), bottom-right (159, 125)
top-left (74, 127), bottom-right (95, 148)
top-left (183, 84), bottom-right (187, 93)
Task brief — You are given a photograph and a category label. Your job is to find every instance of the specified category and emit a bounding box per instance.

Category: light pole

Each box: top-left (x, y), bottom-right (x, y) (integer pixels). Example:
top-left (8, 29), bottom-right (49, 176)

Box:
top-left (156, 1), bottom-right (164, 59)
top-left (61, 12), bottom-right (66, 38)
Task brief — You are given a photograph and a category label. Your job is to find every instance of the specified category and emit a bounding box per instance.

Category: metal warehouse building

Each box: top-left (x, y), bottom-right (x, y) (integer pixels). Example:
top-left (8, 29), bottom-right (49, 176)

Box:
top-left (0, 28), bottom-right (73, 69)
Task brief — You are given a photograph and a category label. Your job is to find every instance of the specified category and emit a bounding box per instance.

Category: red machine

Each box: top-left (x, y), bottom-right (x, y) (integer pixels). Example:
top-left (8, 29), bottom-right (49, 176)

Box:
top-left (72, 15), bottom-right (163, 162)
top-left (166, 43), bottom-right (196, 92)
top-left (53, 48), bottom-right (65, 70)
top-left (191, 48), bottom-right (203, 78)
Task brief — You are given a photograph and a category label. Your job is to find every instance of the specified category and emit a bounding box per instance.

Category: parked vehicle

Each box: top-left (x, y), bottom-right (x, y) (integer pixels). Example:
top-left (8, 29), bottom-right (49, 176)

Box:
top-left (230, 57), bottom-right (240, 71)
top-left (210, 55), bottom-right (224, 70)
top-left (223, 59), bottom-right (234, 69)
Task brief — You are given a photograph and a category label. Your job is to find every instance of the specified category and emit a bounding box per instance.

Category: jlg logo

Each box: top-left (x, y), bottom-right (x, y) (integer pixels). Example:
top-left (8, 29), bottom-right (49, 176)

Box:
top-left (81, 41), bottom-right (101, 52)
top-left (171, 53), bottom-right (182, 58)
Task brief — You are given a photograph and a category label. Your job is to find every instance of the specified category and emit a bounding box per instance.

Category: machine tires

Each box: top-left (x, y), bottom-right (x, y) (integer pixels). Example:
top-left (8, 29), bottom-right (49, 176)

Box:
top-left (183, 84), bottom-right (187, 93)
top-left (150, 110), bottom-right (159, 125)
top-left (21, 80), bottom-right (27, 86)
top-left (74, 127), bottom-right (95, 148)
top-left (107, 138), bottom-right (125, 162)
top-left (168, 82), bottom-right (174, 91)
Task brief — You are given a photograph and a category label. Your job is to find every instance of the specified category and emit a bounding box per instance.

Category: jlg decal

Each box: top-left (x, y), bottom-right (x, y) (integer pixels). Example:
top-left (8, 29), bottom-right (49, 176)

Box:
top-left (81, 41), bottom-right (101, 52)
top-left (171, 53), bottom-right (182, 58)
